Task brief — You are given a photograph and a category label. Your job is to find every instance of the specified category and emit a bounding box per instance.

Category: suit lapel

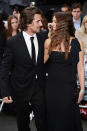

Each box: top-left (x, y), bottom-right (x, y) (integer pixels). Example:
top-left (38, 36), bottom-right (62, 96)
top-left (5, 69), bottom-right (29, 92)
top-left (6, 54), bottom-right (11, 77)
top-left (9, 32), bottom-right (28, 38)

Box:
top-left (18, 32), bottom-right (43, 65)
top-left (36, 33), bottom-right (42, 65)
top-left (19, 32), bottom-right (32, 63)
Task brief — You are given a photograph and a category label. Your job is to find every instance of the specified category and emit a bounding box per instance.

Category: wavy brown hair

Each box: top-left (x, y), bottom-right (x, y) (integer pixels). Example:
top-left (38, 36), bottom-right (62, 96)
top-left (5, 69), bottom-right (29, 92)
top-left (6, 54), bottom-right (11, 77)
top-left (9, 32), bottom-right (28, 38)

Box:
top-left (49, 12), bottom-right (75, 59)
top-left (6, 15), bottom-right (19, 39)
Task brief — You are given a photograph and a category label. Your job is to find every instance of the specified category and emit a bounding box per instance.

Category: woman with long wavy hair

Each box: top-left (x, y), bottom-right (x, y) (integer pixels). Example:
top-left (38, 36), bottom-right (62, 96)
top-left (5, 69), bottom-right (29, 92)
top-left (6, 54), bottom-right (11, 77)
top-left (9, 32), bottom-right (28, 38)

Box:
top-left (44, 12), bottom-right (84, 131)
top-left (6, 15), bottom-right (19, 39)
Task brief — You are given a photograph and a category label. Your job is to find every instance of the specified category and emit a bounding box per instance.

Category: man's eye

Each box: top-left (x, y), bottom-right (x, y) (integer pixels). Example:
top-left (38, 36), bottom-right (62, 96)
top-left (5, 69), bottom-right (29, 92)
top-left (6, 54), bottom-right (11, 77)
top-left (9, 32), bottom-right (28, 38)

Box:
top-left (35, 20), bottom-right (39, 22)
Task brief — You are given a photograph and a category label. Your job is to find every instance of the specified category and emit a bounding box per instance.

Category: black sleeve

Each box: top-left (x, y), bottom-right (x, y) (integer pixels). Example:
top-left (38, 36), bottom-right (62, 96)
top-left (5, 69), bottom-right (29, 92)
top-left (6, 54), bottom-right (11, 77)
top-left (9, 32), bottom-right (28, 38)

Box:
top-left (0, 40), bottom-right (13, 98)
top-left (0, 30), bottom-right (6, 62)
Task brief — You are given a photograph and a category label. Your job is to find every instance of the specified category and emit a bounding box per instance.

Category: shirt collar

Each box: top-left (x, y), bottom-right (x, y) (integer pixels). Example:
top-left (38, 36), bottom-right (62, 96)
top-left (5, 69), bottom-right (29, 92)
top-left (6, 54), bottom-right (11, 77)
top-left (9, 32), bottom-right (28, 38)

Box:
top-left (23, 31), bottom-right (37, 39)
top-left (73, 17), bottom-right (81, 23)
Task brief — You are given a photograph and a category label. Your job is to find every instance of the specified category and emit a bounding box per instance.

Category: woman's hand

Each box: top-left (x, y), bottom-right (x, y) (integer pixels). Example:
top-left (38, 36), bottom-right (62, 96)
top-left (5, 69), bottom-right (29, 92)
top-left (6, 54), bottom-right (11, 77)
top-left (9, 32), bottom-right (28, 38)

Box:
top-left (77, 89), bottom-right (84, 104)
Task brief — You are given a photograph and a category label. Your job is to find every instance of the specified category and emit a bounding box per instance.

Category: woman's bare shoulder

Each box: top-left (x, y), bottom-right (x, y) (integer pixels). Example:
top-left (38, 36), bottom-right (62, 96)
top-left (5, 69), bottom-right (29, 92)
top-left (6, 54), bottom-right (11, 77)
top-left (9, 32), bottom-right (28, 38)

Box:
top-left (44, 38), bottom-right (51, 49)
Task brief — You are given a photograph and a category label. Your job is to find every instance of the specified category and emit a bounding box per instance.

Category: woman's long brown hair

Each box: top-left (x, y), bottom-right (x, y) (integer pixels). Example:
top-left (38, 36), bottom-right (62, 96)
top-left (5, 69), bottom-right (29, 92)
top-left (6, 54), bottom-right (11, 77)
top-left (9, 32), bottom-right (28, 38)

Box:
top-left (49, 12), bottom-right (75, 59)
top-left (6, 15), bottom-right (19, 39)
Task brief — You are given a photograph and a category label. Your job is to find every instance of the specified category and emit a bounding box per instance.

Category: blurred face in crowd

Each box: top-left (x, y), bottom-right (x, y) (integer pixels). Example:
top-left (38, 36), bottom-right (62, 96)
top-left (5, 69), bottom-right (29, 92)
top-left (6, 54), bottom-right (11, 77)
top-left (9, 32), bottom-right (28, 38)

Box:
top-left (27, 14), bottom-right (43, 33)
top-left (11, 18), bottom-right (19, 31)
top-left (61, 7), bottom-right (69, 13)
top-left (52, 16), bottom-right (57, 30)
top-left (13, 9), bottom-right (19, 18)
top-left (72, 8), bottom-right (82, 20)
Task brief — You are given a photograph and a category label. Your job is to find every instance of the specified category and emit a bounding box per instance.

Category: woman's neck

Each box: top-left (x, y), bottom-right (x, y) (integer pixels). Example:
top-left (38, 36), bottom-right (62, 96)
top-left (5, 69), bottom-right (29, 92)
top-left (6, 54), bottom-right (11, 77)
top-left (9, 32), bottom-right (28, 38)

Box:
top-left (12, 30), bottom-right (17, 36)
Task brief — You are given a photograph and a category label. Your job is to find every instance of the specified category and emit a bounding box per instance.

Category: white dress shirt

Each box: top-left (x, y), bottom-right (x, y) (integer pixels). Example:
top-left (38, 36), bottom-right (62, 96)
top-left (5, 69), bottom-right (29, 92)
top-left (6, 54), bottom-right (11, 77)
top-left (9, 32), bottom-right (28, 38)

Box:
top-left (73, 17), bottom-right (81, 30)
top-left (23, 31), bottom-right (38, 62)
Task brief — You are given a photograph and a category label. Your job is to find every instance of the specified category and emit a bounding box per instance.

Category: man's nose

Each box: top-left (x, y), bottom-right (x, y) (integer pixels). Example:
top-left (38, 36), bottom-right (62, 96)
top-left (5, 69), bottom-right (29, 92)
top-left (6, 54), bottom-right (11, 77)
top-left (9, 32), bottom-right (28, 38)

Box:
top-left (40, 21), bottom-right (43, 26)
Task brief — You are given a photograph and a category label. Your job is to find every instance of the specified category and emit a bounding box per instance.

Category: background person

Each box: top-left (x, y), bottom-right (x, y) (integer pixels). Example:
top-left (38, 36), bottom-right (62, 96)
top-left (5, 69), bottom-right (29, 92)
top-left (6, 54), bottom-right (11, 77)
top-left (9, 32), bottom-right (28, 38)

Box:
top-left (72, 2), bottom-right (83, 30)
top-left (61, 3), bottom-right (71, 14)
top-left (6, 15), bottom-right (19, 39)
top-left (75, 15), bottom-right (87, 54)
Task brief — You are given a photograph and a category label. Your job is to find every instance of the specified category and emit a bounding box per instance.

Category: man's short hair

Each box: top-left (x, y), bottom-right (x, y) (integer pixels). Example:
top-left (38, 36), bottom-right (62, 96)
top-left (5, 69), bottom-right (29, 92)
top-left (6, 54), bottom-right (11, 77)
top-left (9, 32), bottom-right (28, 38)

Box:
top-left (71, 2), bottom-right (82, 11)
top-left (61, 4), bottom-right (71, 11)
top-left (20, 6), bottom-right (43, 30)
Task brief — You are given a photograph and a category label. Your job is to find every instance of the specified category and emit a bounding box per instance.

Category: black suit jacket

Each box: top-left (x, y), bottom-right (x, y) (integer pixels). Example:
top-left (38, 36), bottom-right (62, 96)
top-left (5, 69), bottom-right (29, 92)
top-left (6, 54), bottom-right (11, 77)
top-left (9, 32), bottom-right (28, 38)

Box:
top-left (0, 30), bottom-right (6, 63)
top-left (0, 32), bottom-right (45, 99)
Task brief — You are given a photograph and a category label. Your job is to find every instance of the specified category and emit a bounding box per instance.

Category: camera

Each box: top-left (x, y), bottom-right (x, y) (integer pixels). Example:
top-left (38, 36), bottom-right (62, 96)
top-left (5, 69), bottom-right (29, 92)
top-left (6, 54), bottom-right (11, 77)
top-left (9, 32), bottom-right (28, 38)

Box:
top-left (48, 23), bottom-right (52, 28)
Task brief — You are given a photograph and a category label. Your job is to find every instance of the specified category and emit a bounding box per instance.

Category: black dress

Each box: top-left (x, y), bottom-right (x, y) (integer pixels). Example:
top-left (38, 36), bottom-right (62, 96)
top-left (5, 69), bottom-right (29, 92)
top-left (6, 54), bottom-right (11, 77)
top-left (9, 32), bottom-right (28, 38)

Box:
top-left (45, 38), bottom-right (83, 131)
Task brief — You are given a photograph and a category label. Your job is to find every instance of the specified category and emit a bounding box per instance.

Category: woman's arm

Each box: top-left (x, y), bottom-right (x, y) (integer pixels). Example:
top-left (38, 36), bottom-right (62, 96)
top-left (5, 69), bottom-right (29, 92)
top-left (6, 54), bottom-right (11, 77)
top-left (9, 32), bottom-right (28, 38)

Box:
top-left (44, 39), bottom-right (50, 63)
top-left (77, 39), bottom-right (85, 103)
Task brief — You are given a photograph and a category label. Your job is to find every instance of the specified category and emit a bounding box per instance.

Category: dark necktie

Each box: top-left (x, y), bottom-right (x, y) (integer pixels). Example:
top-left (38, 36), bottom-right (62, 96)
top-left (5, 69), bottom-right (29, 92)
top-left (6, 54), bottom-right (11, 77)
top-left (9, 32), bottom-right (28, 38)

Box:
top-left (30, 37), bottom-right (36, 64)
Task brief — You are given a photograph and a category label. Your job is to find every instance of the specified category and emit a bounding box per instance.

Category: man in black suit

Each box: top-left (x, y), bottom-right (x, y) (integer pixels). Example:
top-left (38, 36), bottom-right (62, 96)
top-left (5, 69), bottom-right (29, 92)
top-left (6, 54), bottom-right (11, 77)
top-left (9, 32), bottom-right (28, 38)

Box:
top-left (0, 7), bottom-right (46, 131)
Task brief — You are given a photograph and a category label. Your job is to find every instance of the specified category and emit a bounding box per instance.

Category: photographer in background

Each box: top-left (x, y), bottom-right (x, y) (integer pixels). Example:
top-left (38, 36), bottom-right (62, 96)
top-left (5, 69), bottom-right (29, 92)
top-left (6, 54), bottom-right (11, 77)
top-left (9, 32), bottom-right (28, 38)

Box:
top-left (12, 6), bottom-right (21, 24)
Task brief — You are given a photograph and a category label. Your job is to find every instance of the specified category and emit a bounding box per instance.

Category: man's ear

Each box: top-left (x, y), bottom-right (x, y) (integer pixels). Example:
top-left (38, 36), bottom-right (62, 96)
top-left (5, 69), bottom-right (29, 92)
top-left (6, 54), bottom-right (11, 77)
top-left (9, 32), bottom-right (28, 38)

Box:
top-left (27, 22), bottom-right (33, 27)
top-left (27, 24), bottom-right (30, 28)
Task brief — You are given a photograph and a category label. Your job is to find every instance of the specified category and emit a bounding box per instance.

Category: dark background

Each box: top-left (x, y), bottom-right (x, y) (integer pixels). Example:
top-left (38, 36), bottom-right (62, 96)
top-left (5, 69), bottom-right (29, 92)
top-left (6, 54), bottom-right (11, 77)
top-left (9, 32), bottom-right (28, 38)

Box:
top-left (37, 0), bottom-right (85, 5)
top-left (0, 0), bottom-right (86, 18)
